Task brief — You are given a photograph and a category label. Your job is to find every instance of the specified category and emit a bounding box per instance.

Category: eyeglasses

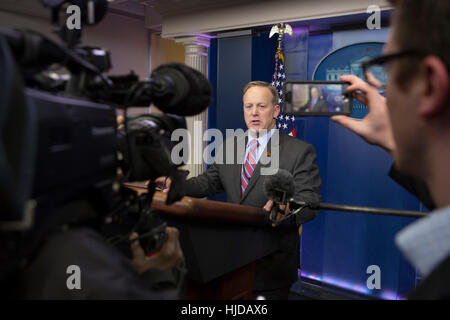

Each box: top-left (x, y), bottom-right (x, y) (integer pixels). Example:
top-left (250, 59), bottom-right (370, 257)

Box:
top-left (361, 50), bottom-right (428, 91)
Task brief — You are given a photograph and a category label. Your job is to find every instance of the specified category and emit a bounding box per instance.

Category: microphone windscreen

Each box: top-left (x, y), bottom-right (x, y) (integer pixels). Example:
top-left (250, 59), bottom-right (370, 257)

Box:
top-left (150, 65), bottom-right (189, 110)
top-left (150, 63), bottom-right (212, 116)
top-left (263, 169), bottom-right (295, 201)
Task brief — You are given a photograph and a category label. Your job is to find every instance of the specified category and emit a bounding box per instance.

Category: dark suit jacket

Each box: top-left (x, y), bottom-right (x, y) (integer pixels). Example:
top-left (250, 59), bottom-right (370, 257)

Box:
top-left (184, 130), bottom-right (322, 290)
top-left (299, 97), bottom-right (328, 112)
top-left (388, 164), bottom-right (435, 210)
top-left (16, 227), bottom-right (179, 299)
top-left (408, 254), bottom-right (450, 300)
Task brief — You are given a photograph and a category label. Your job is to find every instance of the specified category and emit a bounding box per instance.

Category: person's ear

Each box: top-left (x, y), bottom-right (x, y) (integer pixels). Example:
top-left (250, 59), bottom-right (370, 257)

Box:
top-left (418, 56), bottom-right (449, 118)
top-left (274, 104), bottom-right (281, 119)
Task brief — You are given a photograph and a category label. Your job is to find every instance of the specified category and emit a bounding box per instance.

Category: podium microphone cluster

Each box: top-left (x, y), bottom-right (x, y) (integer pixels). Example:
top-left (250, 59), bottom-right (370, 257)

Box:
top-left (263, 169), bottom-right (295, 221)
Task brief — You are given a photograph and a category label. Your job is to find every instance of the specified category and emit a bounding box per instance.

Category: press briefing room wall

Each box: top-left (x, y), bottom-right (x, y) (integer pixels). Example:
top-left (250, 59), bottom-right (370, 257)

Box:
top-left (207, 20), bottom-right (429, 300)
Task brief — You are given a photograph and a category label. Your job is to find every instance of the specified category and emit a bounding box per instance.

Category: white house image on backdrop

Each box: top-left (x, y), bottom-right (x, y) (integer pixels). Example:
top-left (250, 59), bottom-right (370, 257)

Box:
top-left (325, 56), bottom-right (386, 82)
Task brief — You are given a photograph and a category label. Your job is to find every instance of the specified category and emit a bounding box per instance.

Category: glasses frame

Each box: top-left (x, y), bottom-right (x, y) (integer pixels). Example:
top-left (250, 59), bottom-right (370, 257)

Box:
top-left (362, 50), bottom-right (428, 89)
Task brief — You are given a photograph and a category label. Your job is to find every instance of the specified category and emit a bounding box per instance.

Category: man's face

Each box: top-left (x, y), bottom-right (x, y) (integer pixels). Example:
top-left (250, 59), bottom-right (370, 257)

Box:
top-left (243, 86), bottom-right (280, 135)
top-left (311, 87), bottom-right (319, 99)
top-left (384, 29), bottom-right (426, 176)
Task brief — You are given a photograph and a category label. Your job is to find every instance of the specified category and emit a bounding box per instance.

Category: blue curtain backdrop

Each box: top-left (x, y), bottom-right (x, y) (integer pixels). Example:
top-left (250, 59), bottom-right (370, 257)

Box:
top-left (207, 26), bottom-right (427, 299)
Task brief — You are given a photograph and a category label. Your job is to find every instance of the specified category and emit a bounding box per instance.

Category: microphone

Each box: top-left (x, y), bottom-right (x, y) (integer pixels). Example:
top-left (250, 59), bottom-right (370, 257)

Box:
top-left (150, 63), bottom-right (212, 117)
top-left (263, 169), bottom-right (295, 221)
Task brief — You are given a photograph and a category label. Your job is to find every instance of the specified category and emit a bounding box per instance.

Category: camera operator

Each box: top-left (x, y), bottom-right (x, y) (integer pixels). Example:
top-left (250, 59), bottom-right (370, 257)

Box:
top-left (332, 0), bottom-right (450, 299)
top-left (0, 0), bottom-right (213, 299)
top-left (0, 85), bottom-right (186, 299)
top-left (16, 223), bottom-right (185, 299)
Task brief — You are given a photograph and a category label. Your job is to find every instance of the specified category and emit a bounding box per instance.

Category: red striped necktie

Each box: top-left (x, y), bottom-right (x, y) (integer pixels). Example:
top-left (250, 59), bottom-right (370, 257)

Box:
top-left (241, 139), bottom-right (259, 195)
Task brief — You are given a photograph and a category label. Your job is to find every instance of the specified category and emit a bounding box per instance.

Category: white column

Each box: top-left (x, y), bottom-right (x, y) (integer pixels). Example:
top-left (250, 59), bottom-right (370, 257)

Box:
top-left (175, 35), bottom-right (211, 178)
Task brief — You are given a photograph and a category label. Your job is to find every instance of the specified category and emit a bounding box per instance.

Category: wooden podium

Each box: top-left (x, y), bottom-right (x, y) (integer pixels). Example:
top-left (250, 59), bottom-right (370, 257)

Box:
top-left (151, 192), bottom-right (280, 300)
top-left (127, 185), bottom-right (279, 300)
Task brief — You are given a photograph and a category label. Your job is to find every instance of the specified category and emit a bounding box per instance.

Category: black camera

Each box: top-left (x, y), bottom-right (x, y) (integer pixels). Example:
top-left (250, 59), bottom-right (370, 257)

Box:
top-left (0, 0), bottom-right (211, 297)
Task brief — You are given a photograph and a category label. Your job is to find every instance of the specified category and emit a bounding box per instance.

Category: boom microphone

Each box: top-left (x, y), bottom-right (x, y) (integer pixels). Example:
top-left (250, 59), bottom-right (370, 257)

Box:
top-left (263, 169), bottom-right (295, 221)
top-left (263, 169), bottom-right (426, 221)
top-left (150, 63), bottom-right (212, 117)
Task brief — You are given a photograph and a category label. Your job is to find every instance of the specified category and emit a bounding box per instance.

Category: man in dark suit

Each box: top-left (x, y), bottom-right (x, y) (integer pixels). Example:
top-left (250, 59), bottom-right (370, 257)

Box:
top-left (298, 86), bottom-right (328, 112)
top-left (159, 81), bottom-right (321, 299)
top-left (332, 0), bottom-right (450, 299)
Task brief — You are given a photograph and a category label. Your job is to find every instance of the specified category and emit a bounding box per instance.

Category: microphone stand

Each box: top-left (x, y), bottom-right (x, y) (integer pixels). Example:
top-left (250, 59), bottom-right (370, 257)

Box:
top-left (289, 201), bottom-right (427, 219)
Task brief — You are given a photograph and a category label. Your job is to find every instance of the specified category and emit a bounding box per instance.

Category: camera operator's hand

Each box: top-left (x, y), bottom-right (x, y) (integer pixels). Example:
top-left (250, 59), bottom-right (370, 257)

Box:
top-left (331, 74), bottom-right (397, 156)
top-left (129, 227), bottom-right (184, 274)
top-left (116, 115), bottom-right (125, 128)
top-left (145, 177), bottom-right (170, 192)
top-left (264, 199), bottom-right (290, 227)
top-left (152, 176), bottom-right (171, 193)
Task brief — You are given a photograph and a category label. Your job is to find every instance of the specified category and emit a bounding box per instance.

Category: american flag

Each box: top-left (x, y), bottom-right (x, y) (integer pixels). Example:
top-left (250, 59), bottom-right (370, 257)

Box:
top-left (271, 49), bottom-right (297, 137)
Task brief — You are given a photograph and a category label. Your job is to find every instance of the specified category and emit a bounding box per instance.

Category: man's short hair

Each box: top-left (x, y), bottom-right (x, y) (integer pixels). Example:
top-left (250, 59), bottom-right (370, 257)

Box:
top-left (310, 86), bottom-right (319, 94)
top-left (243, 81), bottom-right (278, 106)
top-left (389, 0), bottom-right (450, 89)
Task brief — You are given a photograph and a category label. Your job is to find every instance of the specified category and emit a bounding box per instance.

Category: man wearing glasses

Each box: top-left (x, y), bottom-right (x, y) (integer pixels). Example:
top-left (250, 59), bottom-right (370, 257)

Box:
top-left (332, 0), bottom-right (450, 299)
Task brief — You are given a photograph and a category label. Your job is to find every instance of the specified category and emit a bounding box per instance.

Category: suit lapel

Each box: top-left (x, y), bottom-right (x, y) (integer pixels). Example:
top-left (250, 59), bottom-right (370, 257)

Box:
top-left (233, 161), bottom-right (243, 201)
top-left (233, 135), bottom-right (247, 201)
top-left (240, 161), bottom-right (262, 203)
